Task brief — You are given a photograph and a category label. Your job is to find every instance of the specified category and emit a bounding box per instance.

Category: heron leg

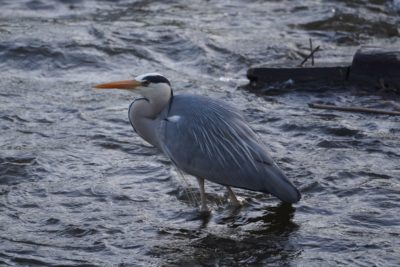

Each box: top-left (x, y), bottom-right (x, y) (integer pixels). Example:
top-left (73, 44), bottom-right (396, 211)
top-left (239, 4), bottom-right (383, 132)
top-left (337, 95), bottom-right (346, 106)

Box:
top-left (226, 186), bottom-right (241, 206)
top-left (196, 177), bottom-right (209, 212)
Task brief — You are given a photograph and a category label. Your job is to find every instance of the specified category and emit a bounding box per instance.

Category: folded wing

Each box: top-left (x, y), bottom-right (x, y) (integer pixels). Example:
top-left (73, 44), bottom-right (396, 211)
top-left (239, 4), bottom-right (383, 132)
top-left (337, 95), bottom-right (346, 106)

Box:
top-left (158, 95), bottom-right (301, 203)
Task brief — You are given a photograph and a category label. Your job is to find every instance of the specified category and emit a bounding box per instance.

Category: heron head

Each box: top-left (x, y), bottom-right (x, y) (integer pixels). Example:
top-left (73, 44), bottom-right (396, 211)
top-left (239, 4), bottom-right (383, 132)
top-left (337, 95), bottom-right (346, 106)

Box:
top-left (94, 73), bottom-right (172, 99)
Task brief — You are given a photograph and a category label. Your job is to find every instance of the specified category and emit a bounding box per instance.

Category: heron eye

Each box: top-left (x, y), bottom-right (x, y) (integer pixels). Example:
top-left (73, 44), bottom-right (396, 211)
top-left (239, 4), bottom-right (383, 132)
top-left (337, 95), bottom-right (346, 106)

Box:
top-left (142, 80), bottom-right (150, 87)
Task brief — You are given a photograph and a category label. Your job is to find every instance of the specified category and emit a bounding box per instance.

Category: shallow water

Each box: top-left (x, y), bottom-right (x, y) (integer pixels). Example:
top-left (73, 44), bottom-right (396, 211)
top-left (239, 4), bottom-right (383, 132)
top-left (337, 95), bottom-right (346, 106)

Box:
top-left (1, 0), bottom-right (400, 266)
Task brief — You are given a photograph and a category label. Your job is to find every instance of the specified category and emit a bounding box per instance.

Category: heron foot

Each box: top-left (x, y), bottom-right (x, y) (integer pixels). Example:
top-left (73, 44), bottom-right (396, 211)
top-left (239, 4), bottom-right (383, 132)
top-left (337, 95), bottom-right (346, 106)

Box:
top-left (226, 186), bottom-right (243, 207)
top-left (199, 205), bottom-right (210, 213)
top-left (196, 177), bottom-right (210, 212)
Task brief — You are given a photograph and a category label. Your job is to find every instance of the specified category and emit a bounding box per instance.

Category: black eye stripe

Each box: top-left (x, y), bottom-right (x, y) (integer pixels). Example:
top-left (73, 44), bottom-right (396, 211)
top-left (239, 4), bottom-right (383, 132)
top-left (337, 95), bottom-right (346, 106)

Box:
top-left (143, 75), bottom-right (171, 86)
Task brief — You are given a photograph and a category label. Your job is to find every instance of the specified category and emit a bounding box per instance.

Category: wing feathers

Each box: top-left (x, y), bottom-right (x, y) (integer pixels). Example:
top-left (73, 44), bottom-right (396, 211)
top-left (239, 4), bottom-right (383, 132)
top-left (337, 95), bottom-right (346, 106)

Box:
top-left (159, 95), bottom-right (301, 203)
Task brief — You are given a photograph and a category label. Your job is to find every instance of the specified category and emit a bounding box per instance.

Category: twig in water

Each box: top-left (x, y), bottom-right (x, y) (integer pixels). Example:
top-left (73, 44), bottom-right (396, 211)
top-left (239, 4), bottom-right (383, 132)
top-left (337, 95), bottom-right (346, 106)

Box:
top-left (299, 45), bottom-right (320, 67)
top-left (308, 103), bottom-right (400, 116)
top-left (309, 38), bottom-right (314, 66)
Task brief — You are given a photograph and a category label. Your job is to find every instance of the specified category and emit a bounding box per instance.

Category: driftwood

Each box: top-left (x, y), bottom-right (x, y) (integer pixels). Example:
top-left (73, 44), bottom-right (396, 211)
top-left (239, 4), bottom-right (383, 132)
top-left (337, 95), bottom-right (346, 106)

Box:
top-left (247, 46), bottom-right (400, 91)
top-left (247, 65), bottom-right (348, 85)
top-left (349, 46), bottom-right (400, 90)
top-left (308, 103), bottom-right (400, 116)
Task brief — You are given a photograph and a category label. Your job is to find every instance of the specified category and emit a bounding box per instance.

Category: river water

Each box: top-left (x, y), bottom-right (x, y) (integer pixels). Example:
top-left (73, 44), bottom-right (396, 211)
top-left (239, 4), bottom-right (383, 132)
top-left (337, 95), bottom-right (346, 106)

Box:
top-left (1, 0), bottom-right (400, 266)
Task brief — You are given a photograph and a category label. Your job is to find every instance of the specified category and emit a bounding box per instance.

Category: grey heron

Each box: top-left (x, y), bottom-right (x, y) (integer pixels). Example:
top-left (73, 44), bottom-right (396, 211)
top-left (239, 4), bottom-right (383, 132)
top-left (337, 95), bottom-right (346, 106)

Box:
top-left (95, 73), bottom-right (301, 211)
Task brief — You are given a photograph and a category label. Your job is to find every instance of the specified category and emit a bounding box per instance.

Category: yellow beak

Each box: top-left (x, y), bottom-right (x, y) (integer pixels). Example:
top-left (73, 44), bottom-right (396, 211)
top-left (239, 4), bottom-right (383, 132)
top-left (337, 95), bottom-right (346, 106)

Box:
top-left (94, 80), bottom-right (142, 90)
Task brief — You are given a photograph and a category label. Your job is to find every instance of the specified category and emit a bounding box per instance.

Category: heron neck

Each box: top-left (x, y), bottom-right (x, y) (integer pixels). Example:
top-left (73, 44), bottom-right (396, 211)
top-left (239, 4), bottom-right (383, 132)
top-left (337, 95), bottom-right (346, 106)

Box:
top-left (143, 88), bottom-right (173, 118)
top-left (136, 89), bottom-right (173, 119)
top-left (128, 88), bottom-right (173, 148)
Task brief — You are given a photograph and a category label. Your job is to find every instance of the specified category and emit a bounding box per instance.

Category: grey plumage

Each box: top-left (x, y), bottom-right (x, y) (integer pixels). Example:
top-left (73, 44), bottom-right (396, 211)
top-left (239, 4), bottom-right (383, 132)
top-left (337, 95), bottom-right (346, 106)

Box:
top-left (96, 73), bottom-right (301, 210)
top-left (158, 95), bottom-right (301, 204)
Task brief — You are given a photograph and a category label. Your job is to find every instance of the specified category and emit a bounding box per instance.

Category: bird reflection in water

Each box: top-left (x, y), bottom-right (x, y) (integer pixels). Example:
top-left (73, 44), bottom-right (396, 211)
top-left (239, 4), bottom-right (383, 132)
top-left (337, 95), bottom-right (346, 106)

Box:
top-left (163, 202), bottom-right (300, 266)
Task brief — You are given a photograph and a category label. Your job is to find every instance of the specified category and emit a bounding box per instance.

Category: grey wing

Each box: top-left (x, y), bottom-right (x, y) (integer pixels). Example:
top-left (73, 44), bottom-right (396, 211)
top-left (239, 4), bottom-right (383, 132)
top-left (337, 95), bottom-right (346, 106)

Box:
top-left (158, 95), bottom-right (300, 203)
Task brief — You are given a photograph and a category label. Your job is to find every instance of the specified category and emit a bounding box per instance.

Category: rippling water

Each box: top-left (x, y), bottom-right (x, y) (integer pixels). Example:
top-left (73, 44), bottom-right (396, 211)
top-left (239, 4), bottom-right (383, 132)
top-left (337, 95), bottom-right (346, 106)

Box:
top-left (1, 0), bottom-right (400, 266)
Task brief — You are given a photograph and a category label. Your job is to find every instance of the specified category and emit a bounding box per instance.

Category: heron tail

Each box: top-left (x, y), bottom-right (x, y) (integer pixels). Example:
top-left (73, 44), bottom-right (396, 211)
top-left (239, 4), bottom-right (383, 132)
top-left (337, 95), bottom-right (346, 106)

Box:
top-left (260, 164), bottom-right (301, 204)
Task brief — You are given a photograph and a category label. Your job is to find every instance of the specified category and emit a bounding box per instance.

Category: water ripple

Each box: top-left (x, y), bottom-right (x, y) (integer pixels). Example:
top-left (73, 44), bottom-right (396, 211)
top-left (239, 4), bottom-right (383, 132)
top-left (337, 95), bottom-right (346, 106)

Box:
top-left (0, 0), bottom-right (399, 266)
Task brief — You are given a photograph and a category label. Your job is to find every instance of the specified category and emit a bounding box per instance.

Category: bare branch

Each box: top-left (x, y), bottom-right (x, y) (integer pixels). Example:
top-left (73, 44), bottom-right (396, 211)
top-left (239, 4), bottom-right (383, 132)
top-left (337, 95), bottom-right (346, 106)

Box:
top-left (299, 46), bottom-right (320, 67)
top-left (308, 103), bottom-right (400, 116)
